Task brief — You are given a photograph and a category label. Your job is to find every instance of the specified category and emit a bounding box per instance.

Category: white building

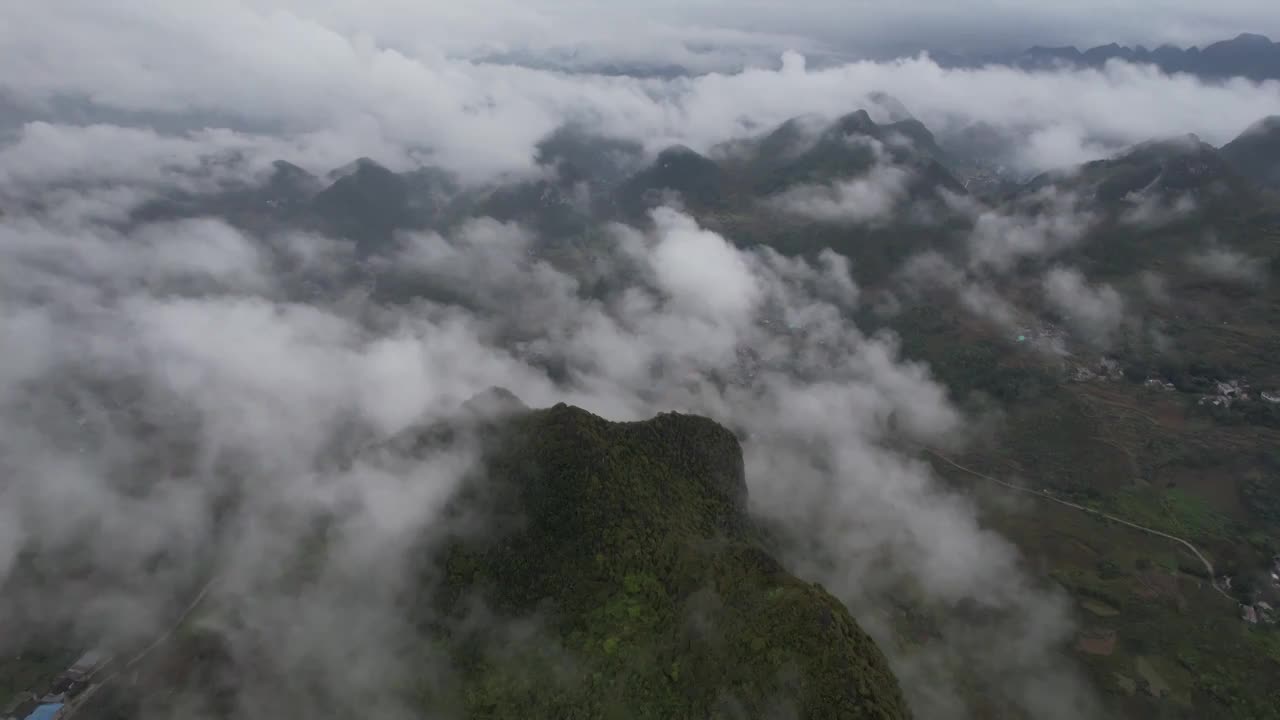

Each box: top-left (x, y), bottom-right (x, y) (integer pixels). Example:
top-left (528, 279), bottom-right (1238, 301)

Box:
top-left (66, 650), bottom-right (109, 682)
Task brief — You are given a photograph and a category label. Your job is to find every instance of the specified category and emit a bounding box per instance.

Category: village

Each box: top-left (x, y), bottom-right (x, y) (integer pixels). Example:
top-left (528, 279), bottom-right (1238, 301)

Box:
top-left (1239, 556), bottom-right (1280, 625)
top-left (1192, 379), bottom-right (1280, 409)
top-left (1063, 352), bottom-right (1280, 412)
top-left (2, 651), bottom-right (111, 720)
top-left (1010, 319), bottom-right (1280, 411)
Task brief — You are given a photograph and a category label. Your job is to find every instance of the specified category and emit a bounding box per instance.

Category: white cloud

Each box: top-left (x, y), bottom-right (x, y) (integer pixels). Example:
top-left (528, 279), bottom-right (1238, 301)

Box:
top-left (646, 207), bottom-right (763, 324)
top-left (0, 197), bottom-right (1099, 715)
top-left (1186, 242), bottom-right (1267, 285)
top-left (1120, 192), bottom-right (1197, 227)
top-left (1042, 266), bottom-right (1127, 345)
top-left (768, 162), bottom-right (911, 224)
top-left (0, 215), bottom-right (272, 306)
top-left (1019, 123), bottom-right (1116, 171)
top-left (964, 189), bottom-right (1096, 271)
top-left (899, 251), bottom-right (1023, 331)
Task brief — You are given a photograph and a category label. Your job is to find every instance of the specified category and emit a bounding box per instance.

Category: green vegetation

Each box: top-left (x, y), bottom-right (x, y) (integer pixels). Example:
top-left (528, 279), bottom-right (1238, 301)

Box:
top-left (1242, 475), bottom-right (1280, 526)
top-left (423, 403), bottom-right (910, 719)
top-left (917, 211), bottom-right (1280, 714)
top-left (0, 650), bottom-right (75, 706)
top-left (892, 307), bottom-right (1061, 406)
top-left (1105, 487), bottom-right (1236, 545)
top-left (1199, 400), bottom-right (1280, 429)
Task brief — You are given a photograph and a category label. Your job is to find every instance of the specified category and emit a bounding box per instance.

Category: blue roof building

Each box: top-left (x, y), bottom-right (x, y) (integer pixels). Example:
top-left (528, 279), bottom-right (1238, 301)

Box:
top-left (24, 703), bottom-right (64, 720)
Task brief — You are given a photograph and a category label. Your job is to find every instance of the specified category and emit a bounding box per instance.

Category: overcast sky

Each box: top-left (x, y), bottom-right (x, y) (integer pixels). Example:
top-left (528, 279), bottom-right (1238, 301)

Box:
top-left (5, 1), bottom-right (1279, 79)
top-left (173, 1), bottom-right (1280, 56)
top-left (681, 0), bottom-right (1280, 55)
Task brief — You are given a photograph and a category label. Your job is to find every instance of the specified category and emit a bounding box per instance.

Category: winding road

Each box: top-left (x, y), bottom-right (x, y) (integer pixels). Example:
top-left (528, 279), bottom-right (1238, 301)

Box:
top-left (922, 447), bottom-right (1234, 601)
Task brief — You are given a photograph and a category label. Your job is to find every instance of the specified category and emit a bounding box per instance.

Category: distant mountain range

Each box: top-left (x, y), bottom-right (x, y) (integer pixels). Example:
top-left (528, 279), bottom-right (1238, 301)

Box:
top-left (476, 34), bottom-right (1280, 83)
top-left (932, 33), bottom-right (1280, 82)
top-left (128, 104), bottom-right (1280, 250)
top-left (117, 102), bottom-right (1280, 301)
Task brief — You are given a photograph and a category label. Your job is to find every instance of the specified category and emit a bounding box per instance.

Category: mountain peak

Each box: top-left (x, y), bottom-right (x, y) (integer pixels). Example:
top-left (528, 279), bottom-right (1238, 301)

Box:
top-left (1250, 114), bottom-right (1280, 131)
top-left (1025, 45), bottom-right (1083, 58)
top-left (1004, 33), bottom-right (1280, 81)
top-left (270, 159), bottom-right (307, 173)
top-left (1227, 32), bottom-right (1273, 46)
top-left (1221, 114), bottom-right (1280, 187)
top-left (616, 144), bottom-right (727, 215)
top-left (656, 144), bottom-right (704, 162)
top-left (834, 109), bottom-right (878, 135)
top-left (867, 91), bottom-right (916, 123)
top-left (459, 386), bottom-right (528, 420)
top-left (326, 156), bottom-right (388, 182)
top-left (418, 402), bottom-right (910, 717)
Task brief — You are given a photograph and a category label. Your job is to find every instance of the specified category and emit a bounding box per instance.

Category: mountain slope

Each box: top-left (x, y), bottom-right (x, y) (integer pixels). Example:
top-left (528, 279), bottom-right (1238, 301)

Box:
top-left (426, 400), bottom-right (911, 718)
top-left (1221, 116), bottom-right (1280, 188)
top-left (310, 157), bottom-right (417, 249)
top-left (1023, 133), bottom-right (1255, 207)
top-left (616, 145), bottom-right (731, 217)
top-left (118, 396), bottom-right (911, 720)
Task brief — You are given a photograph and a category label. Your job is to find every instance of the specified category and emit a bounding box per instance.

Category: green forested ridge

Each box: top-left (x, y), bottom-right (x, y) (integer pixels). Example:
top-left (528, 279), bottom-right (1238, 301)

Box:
top-left (423, 401), bottom-right (910, 719)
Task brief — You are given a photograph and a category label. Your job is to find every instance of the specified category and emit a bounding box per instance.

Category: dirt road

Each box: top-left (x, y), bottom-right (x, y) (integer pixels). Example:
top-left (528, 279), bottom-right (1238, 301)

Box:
top-left (924, 447), bottom-right (1233, 601)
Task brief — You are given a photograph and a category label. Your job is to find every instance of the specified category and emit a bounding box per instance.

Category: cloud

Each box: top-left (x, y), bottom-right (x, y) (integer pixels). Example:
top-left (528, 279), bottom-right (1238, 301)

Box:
top-left (1138, 270), bottom-right (1172, 304)
top-left (0, 189), bottom-right (1098, 716)
top-left (644, 207), bottom-right (763, 324)
top-left (898, 251), bottom-right (1023, 331)
top-left (1186, 241), bottom-right (1268, 285)
top-left (962, 189), bottom-right (1097, 271)
top-left (1041, 267), bottom-right (1127, 345)
top-left (0, 121), bottom-right (409, 200)
top-left (0, 215), bottom-right (273, 312)
top-left (1018, 123), bottom-right (1117, 171)
top-left (767, 158), bottom-right (911, 225)
top-left (1119, 191), bottom-right (1197, 227)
